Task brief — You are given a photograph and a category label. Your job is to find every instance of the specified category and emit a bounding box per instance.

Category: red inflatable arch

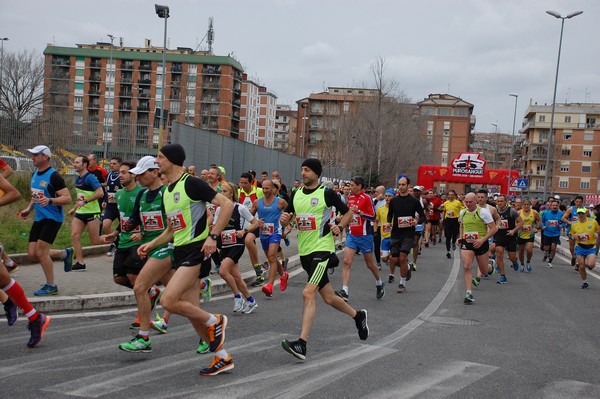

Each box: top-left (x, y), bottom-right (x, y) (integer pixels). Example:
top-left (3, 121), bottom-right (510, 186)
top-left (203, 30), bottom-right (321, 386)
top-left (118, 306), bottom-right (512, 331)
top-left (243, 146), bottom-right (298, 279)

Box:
top-left (416, 153), bottom-right (520, 194)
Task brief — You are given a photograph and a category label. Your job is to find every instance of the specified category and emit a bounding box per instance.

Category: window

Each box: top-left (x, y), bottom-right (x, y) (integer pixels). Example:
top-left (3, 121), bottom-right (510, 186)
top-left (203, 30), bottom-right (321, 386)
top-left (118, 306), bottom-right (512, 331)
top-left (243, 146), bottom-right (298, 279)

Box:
top-left (427, 121), bottom-right (433, 136)
top-left (343, 102), bottom-right (349, 113)
top-left (563, 133), bottom-right (572, 140)
top-left (538, 131), bottom-right (548, 142)
top-left (438, 108), bottom-right (451, 116)
top-left (581, 181), bottom-right (591, 189)
top-left (561, 147), bottom-right (571, 156)
top-left (559, 180), bottom-right (569, 188)
top-left (582, 165), bottom-right (591, 173)
top-left (539, 115), bottom-right (546, 122)
top-left (583, 148), bottom-right (592, 157)
top-left (560, 163), bottom-right (570, 172)
top-left (586, 118), bottom-right (596, 128)
top-left (444, 121), bottom-right (451, 130)
top-left (565, 116), bottom-right (571, 123)
top-left (584, 132), bottom-right (594, 141)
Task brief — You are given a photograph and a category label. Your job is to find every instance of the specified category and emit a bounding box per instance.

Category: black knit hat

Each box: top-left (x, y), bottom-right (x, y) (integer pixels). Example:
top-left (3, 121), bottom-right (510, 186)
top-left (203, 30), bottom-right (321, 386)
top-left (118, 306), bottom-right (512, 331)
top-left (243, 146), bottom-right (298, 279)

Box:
top-left (301, 158), bottom-right (322, 177)
top-left (159, 144), bottom-right (186, 166)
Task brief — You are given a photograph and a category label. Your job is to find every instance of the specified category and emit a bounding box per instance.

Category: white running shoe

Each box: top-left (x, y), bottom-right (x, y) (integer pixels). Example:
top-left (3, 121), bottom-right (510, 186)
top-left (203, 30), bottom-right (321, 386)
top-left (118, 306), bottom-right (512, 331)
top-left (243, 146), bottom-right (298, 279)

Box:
top-left (233, 297), bottom-right (245, 313)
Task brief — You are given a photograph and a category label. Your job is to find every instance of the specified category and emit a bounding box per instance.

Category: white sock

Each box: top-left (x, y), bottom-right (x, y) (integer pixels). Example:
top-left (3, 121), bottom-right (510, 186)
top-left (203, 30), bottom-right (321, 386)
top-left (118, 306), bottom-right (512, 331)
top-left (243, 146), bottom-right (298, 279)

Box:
top-left (207, 314), bottom-right (217, 326)
top-left (342, 285), bottom-right (349, 295)
top-left (400, 277), bottom-right (406, 285)
top-left (216, 349), bottom-right (229, 359)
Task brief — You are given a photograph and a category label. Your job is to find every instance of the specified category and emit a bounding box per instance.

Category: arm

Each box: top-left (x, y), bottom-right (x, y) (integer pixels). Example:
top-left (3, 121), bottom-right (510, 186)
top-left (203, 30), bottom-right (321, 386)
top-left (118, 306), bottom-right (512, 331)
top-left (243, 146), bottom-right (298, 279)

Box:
top-left (561, 209), bottom-right (572, 225)
top-left (0, 163), bottom-right (14, 178)
top-left (0, 174), bottom-right (21, 206)
top-left (509, 215), bottom-right (524, 236)
top-left (202, 193), bottom-right (234, 258)
top-left (138, 226), bottom-right (174, 258)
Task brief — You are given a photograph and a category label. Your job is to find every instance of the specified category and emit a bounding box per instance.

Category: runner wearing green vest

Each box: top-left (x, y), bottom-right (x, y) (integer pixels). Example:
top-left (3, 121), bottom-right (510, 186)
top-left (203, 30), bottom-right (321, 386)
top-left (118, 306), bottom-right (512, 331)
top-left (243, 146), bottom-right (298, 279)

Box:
top-left (138, 144), bottom-right (234, 376)
top-left (458, 192), bottom-right (498, 304)
top-left (280, 158), bottom-right (369, 361)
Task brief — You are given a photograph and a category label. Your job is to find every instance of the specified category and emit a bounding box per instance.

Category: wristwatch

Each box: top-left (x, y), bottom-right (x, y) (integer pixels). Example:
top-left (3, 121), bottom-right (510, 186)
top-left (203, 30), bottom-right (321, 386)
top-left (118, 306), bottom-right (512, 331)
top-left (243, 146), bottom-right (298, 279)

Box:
top-left (209, 233), bottom-right (219, 240)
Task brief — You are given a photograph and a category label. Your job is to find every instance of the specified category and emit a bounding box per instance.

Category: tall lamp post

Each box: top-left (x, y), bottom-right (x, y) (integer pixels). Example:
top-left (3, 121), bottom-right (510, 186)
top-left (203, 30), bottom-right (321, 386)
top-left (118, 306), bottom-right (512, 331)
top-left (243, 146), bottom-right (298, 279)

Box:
top-left (543, 10), bottom-right (583, 200)
top-left (299, 102), bottom-right (307, 158)
top-left (103, 34), bottom-right (115, 161)
top-left (491, 123), bottom-right (498, 169)
top-left (507, 93), bottom-right (518, 195)
top-left (0, 38), bottom-right (9, 107)
top-left (155, 4), bottom-right (169, 148)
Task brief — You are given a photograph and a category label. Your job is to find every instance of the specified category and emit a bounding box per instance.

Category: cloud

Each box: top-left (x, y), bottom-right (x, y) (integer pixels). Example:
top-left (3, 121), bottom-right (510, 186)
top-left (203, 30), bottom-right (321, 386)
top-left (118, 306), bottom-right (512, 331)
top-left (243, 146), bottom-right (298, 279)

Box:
top-left (301, 42), bottom-right (339, 60)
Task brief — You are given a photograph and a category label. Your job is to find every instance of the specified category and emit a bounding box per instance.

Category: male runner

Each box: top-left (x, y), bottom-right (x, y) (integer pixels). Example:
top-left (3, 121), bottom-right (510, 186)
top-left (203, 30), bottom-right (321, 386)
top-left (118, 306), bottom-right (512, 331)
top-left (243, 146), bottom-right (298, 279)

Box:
top-left (103, 156), bottom-right (123, 256)
top-left (541, 199), bottom-right (564, 268)
top-left (280, 158), bottom-right (368, 360)
top-left (492, 195), bottom-right (523, 284)
top-left (442, 190), bottom-right (463, 258)
top-left (374, 189), bottom-right (394, 281)
top-left (517, 198), bottom-right (541, 272)
top-left (410, 186), bottom-right (428, 269)
top-left (571, 207), bottom-right (599, 289)
top-left (425, 189), bottom-right (443, 246)
top-left (562, 195), bottom-right (585, 269)
top-left (238, 172), bottom-right (265, 285)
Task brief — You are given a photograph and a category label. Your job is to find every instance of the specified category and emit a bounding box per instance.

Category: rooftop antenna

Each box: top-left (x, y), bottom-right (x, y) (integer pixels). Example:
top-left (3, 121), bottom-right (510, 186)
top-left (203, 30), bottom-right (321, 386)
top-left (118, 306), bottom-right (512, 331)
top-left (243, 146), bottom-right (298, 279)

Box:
top-left (119, 37), bottom-right (124, 47)
top-left (194, 17), bottom-right (215, 52)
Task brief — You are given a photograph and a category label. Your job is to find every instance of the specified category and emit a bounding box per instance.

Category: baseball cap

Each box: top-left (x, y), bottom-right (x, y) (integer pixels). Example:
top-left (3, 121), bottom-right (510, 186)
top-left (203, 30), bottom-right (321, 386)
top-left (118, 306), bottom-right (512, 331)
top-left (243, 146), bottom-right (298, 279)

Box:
top-left (576, 207), bottom-right (587, 214)
top-left (413, 185), bottom-right (424, 191)
top-left (589, 204), bottom-right (595, 208)
top-left (27, 145), bottom-right (51, 157)
top-left (554, 195), bottom-right (561, 200)
top-left (384, 189), bottom-right (395, 196)
top-left (218, 166), bottom-right (226, 176)
top-left (130, 156), bottom-right (158, 174)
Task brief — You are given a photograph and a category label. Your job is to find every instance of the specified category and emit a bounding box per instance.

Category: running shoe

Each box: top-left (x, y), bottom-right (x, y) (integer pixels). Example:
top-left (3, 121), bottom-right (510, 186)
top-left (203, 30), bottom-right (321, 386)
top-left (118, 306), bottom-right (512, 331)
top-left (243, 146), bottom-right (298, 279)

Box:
top-left (388, 274), bottom-right (395, 284)
top-left (335, 243), bottom-right (344, 250)
top-left (410, 262), bottom-right (417, 271)
top-left (513, 261), bottom-right (520, 272)
top-left (280, 272), bottom-right (289, 291)
top-left (261, 260), bottom-right (270, 271)
top-left (262, 283), bottom-right (273, 297)
top-left (424, 241), bottom-right (429, 248)
top-left (355, 309), bottom-right (369, 340)
top-left (5, 261), bottom-right (18, 273)
top-left (571, 257), bottom-right (576, 267)
top-left (200, 355), bottom-right (234, 376)
top-left (149, 287), bottom-right (162, 311)
top-left (207, 314), bottom-right (227, 352)
top-left (251, 274), bottom-right (265, 287)
top-left (150, 314), bottom-right (168, 334)
top-left (63, 247), bottom-right (74, 272)
top-left (488, 264), bottom-right (495, 276)
top-left (446, 252), bottom-right (451, 259)
top-left (3, 300), bottom-right (18, 326)
top-left (376, 262), bottom-right (382, 271)
top-left (438, 238), bottom-right (442, 243)
top-left (397, 284), bottom-right (406, 294)
top-left (27, 313), bottom-right (51, 348)
top-left (233, 296), bottom-right (245, 313)
top-left (376, 283), bottom-right (385, 299)
top-left (472, 277), bottom-right (480, 287)
top-left (497, 275), bottom-right (508, 284)
top-left (526, 263), bottom-right (532, 273)
top-left (34, 284), bottom-right (58, 296)
top-left (282, 258), bottom-right (289, 272)
top-left (543, 253), bottom-right (548, 262)
top-left (519, 264), bottom-right (525, 273)
top-left (106, 242), bottom-right (117, 257)
top-left (284, 237), bottom-right (290, 246)
top-left (406, 266), bottom-right (412, 282)
top-left (582, 281), bottom-right (589, 289)
top-left (71, 262), bottom-right (87, 271)
top-left (197, 338), bottom-right (209, 354)
top-left (464, 293), bottom-right (475, 304)
top-left (242, 300), bottom-right (258, 314)
top-left (335, 289), bottom-right (349, 302)
top-left (282, 339), bottom-right (306, 360)
top-left (119, 335), bottom-right (152, 353)
top-left (201, 278), bottom-right (213, 302)
top-left (574, 265), bottom-right (579, 272)
top-left (452, 242), bottom-right (456, 251)
top-left (547, 262), bottom-right (553, 269)
top-left (129, 313), bottom-right (140, 330)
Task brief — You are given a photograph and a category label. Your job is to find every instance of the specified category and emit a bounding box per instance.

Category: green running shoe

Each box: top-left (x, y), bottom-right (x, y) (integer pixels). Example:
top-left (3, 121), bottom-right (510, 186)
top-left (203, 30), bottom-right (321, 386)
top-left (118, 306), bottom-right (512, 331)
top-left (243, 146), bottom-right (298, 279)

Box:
top-left (201, 277), bottom-right (212, 302)
top-left (197, 338), bottom-right (210, 354)
top-left (472, 277), bottom-right (480, 287)
top-left (119, 335), bottom-right (152, 353)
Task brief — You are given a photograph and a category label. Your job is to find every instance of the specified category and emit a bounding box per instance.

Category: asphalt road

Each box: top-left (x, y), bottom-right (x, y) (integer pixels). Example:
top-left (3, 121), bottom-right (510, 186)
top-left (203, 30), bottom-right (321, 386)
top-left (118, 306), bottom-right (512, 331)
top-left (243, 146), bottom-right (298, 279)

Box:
top-left (2, 242), bottom-right (600, 399)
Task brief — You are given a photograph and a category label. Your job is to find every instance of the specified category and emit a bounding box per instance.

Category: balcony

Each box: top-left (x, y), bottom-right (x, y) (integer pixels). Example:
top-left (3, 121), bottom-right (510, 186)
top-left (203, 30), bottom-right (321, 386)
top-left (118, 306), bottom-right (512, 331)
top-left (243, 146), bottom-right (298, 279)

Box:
top-left (121, 61), bottom-right (134, 70)
top-left (88, 88), bottom-right (101, 95)
top-left (90, 74), bottom-right (101, 82)
top-left (137, 106), bottom-right (150, 112)
top-left (139, 63), bottom-right (152, 71)
top-left (120, 90), bottom-right (133, 98)
top-left (202, 65), bottom-right (221, 76)
top-left (89, 102), bottom-right (101, 110)
top-left (118, 104), bottom-right (132, 111)
top-left (202, 82), bottom-right (220, 89)
top-left (171, 64), bottom-right (183, 73)
top-left (201, 96), bottom-right (219, 103)
top-left (90, 60), bottom-right (102, 68)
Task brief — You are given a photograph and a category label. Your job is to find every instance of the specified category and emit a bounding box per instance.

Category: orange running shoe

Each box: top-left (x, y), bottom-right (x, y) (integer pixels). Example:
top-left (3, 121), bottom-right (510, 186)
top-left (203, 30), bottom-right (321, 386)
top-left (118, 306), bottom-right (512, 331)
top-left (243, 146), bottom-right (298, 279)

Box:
top-left (206, 314), bottom-right (227, 352)
top-left (262, 283), bottom-right (273, 297)
top-left (280, 272), bottom-right (289, 291)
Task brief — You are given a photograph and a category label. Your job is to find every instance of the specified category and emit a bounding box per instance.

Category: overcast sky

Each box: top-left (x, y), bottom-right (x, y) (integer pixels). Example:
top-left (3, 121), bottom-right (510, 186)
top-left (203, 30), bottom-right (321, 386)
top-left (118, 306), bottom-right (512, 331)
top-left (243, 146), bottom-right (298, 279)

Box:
top-left (3, 0), bottom-right (597, 135)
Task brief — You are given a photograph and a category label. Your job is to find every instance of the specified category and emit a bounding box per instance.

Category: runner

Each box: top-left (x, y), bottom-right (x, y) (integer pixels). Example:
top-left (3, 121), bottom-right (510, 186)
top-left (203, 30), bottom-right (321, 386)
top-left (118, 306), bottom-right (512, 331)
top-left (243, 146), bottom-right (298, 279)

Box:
top-left (372, 186), bottom-right (386, 269)
top-left (0, 173), bottom-right (51, 347)
top-left (138, 144), bottom-right (234, 376)
top-left (458, 193), bottom-right (498, 303)
top-left (492, 195), bottom-right (523, 284)
top-left (442, 190), bottom-right (464, 259)
top-left (214, 181), bottom-right (259, 313)
top-left (561, 195), bottom-right (584, 269)
top-left (68, 155), bottom-right (105, 271)
top-left (17, 145), bottom-right (73, 296)
top-left (238, 172), bottom-right (265, 286)
top-left (373, 189), bottom-right (394, 281)
top-left (472, 189), bottom-right (500, 286)
top-left (387, 176), bottom-right (425, 293)
top-left (571, 207), bottom-right (600, 289)
top-left (103, 156), bottom-right (123, 257)
top-left (280, 158), bottom-right (368, 360)
top-left (410, 186), bottom-right (428, 270)
top-left (425, 189), bottom-right (443, 247)
top-left (517, 197), bottom-right (541, 272)
top-left (541, 199), bottom-right (564, 268)
top-left (336, 176), bottom-right (384, 301)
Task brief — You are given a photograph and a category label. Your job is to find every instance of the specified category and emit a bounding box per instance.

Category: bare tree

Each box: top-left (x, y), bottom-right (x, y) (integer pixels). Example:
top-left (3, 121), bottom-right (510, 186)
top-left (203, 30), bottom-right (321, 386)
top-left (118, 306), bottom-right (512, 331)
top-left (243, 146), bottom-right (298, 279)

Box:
top-left (0, 49), bottom-right (45, 122)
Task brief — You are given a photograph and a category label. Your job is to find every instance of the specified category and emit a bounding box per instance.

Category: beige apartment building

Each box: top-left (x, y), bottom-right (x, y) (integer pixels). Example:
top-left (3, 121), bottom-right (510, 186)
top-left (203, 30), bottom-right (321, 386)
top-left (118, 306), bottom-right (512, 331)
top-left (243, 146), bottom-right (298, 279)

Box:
top-left (274, 105), bottom-right (297, 154)
top-left (521, 103), bottom-right (600, 197)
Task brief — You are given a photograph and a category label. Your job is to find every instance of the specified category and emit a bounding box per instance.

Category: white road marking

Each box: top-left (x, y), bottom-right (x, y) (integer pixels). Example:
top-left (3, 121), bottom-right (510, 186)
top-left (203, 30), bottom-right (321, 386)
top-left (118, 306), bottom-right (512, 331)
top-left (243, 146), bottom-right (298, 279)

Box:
top-left (540, 379), bottom-right (600, 398)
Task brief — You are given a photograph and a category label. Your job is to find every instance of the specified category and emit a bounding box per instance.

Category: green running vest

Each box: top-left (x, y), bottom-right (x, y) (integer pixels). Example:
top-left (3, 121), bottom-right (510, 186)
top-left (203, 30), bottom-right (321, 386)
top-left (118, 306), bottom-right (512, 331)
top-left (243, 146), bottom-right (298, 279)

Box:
top-left (293, 185), bottom-right (334, 256)
top-left (139, 185), bottom-right (167, 243)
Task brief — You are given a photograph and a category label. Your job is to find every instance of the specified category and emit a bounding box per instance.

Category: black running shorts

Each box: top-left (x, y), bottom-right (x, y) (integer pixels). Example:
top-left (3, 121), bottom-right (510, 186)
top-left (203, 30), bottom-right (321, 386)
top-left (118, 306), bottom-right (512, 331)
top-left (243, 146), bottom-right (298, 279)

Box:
top-left (29, 219), bottom-right (62, 244)
top-left (300, 251), bottom-right (334, 290)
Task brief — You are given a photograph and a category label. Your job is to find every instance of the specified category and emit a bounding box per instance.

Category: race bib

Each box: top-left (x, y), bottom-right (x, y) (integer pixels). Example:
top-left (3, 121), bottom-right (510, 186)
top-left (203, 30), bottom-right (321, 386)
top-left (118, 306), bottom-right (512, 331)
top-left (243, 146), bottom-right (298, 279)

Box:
top-left (397, 216), bottom-right (413, 228)
top-left (382, 223), bottom-right (392, 234)
top-left (166, 209), bottom-right (187, 231)
top-left (221, 229), bottom-right (237, 245)
top-left (548, 220), bottom-right (559, 227)
top-left (349, 214), bottom-right (360, 226)
top-left (499, 220), bottom-right (509, 229)
top-left (107, 192), bottom-right (117, 204)
top-left (464, 231), bottom-right (479, 243)
top-left (261, 223), bottom-right (275, 236)
top-left (120, 216), bottom-right (141, 232)
top-left (429, 209), bottom-right (434, 217)
top-left (447, 211), bottom-right (455, 218)
top-left (141, 211), bottom-right (165, 231)
top-left (77, 193), bottom-right (86, 202)
top-left (296, 213), bottom-right (317, 231)
top-left (578, 233), bottom-right (591, 242)
top-left (521, 225), bottom-right (532, 232)
top-left (31, 188), bottom-right (45, 203)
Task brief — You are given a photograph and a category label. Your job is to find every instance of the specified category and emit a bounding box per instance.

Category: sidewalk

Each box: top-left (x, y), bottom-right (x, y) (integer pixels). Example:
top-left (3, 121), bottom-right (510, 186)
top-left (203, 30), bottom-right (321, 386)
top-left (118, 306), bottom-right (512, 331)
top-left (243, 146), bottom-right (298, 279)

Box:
top-left (8, 235), bottom-right (302, 313)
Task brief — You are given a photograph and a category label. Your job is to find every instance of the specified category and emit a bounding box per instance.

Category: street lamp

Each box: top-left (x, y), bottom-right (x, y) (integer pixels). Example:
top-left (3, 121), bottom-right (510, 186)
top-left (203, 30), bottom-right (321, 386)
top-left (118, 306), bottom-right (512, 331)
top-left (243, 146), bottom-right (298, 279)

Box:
top-left (0, 38), bottom-right (8, 99)
top-left (491, 123), bottom-right (498, 169)
top-left (155, 4), bottom-right (169, 148)
top-left (507, 93), bottom-right (519, 194)
top-left (299, 102), bottom-right (307, 158)
top-left (103, 34), bottom-right (115, 161)
top-left (543, 10), bottom-right (583, 200)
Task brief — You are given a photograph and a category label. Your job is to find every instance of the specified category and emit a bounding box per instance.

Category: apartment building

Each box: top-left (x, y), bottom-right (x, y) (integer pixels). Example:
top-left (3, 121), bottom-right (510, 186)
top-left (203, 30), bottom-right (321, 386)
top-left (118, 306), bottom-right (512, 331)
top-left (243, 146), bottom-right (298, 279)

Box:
top-left (470, 132), bottom-right (515, 170)
top-left (521, 102), bottom-right (600, 197)
top-left (275, 105), bottom-right (297, 154)
top-left (239, 74), bottom-right (277, 148)
top-left (417, 94), bottom-right (475, 193)
top-left (257, 86), bottom-right (277, 148)
top-left (43, 42), bottom-right (243, 156)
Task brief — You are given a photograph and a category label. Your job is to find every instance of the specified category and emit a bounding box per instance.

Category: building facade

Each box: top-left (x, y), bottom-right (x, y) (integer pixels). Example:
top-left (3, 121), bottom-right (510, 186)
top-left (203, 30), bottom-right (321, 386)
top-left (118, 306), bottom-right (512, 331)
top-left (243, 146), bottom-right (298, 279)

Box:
top-left (274, 105), bottom-right (297, 154)
top-left (521, 102), bottom-right (600, 197)
top-left (43, 42), bottom-right (243, 157)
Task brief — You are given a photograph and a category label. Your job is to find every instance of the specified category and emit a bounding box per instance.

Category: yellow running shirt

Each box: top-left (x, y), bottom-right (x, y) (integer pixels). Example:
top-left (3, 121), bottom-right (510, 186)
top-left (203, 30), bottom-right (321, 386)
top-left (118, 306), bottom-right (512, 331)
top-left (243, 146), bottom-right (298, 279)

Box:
top-left (570, 219), bottom-right (598, 246)
top-left (443, 200), bottom-right (464, 219)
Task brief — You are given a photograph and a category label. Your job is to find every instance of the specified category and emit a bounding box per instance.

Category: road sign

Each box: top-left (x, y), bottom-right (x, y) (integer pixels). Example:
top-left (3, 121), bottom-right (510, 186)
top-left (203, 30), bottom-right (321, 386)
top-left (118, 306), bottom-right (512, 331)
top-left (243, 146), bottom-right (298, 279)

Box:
top-left (510, 178), bottom-right (528, 190)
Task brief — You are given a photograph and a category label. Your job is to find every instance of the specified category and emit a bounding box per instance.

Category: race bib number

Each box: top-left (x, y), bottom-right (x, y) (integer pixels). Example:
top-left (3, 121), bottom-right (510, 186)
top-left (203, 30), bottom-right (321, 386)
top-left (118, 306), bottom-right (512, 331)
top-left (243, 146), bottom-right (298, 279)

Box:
top-left (120, 216), bottom-right (141, 233)
top-left (521, 225), bottom-right (532, 232)
top-left (141, 211), bottom-right (165, 231)
top-left (382, 223), bottom-right (392, 234)
top-left (107, 192), bottom-right (117, 204)
top-left (296, 213), bottom-right (317, 231)
top-left (207, 204), bottom-right (217, 214)
top-left (77, 193), bottom-right (86, 202)
top-left (261, 223), bottom-right (275, 236)
top-left (447, 211), bottom-right (455, 218)
top-left (31, 188), bottom-right (45, 203)
top-left (221, 229), bottom-right (237, 245)
top-left (464, 231), bottom-right (479, 243)
top-left (499, 220), bottom-right (509, 229)
top-left (578, 233), bottom-right (591, 242)
top-left (548, 220), bottom-right (559, 227)
top-left (166, 209), bottom-right (187, 232)
top-left (350, 214), bottom-right (360, 226)
top-left (397, 216), bottom-right (413, 228)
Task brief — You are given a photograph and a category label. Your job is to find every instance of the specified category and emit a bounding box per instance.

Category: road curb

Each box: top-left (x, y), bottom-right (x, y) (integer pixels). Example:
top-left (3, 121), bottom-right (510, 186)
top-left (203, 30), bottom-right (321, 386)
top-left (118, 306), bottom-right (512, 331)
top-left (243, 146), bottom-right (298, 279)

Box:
top-left (10, 244), bottom-right (111, 266)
